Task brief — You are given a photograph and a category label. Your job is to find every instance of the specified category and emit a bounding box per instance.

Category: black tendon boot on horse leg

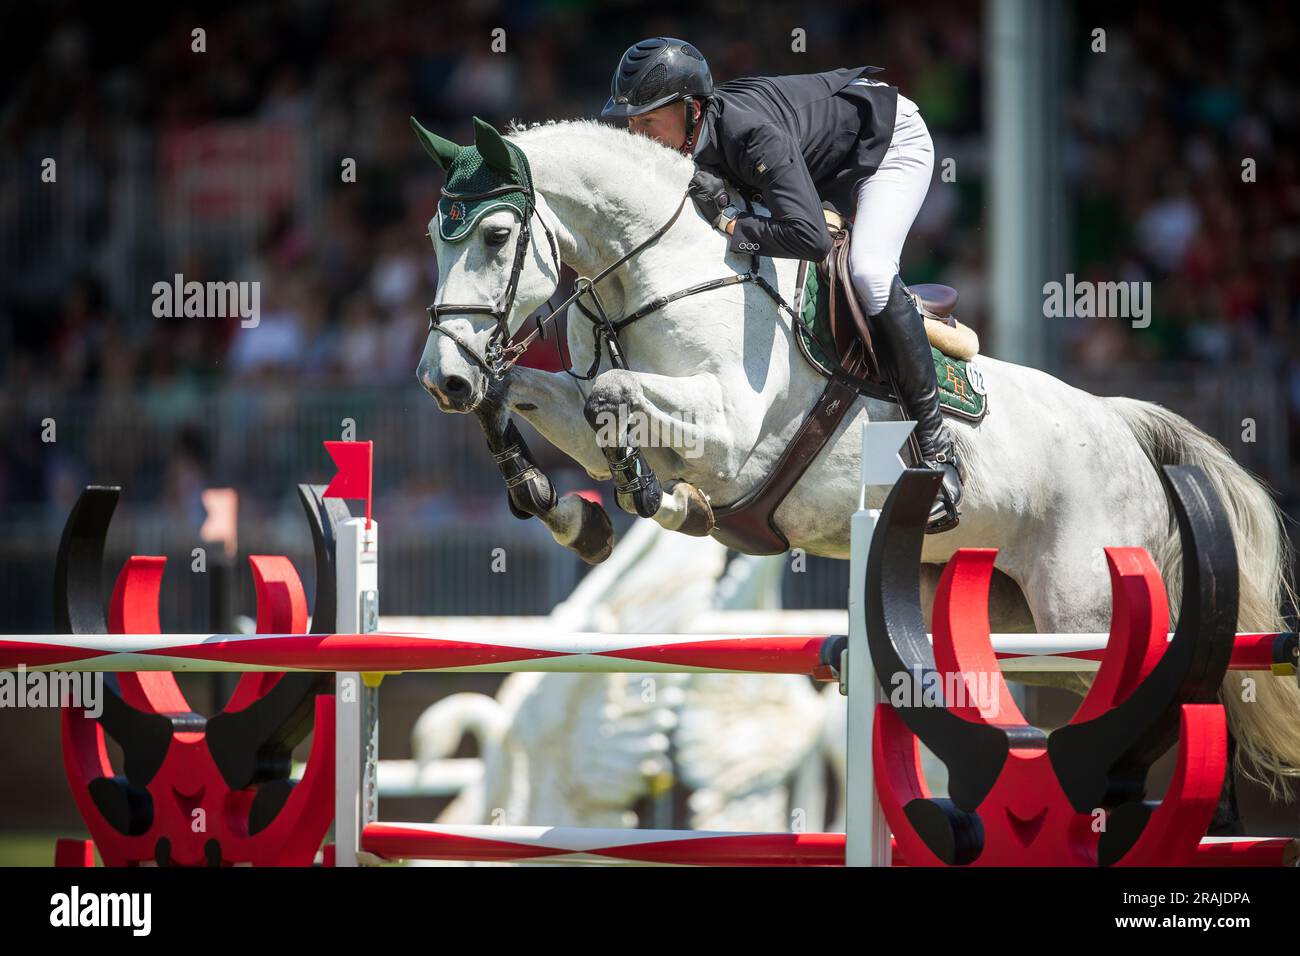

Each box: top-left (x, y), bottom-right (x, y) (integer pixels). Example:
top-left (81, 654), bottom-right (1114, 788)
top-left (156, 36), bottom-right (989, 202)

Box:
top-left (582, 390), bottom-right (663, 519)
top-left (873, 275), bottom-right (963, 532)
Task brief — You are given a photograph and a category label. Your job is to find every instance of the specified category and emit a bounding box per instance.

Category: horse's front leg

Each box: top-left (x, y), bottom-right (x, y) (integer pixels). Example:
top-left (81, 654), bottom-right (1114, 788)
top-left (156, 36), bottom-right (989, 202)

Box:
top-left (584, 368), bottom-right (744, 536)
top-left (504, 366), bottom-right (612, 480)
top-left (475, 370), bottom-right (614, 565)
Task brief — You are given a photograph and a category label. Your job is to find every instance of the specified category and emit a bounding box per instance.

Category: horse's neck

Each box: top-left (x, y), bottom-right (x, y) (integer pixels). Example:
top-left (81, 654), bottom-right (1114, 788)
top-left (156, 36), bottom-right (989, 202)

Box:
top-left (528, 140), bottom-right (695, 310)
top-left (523, 130), bottom-right (799, 384)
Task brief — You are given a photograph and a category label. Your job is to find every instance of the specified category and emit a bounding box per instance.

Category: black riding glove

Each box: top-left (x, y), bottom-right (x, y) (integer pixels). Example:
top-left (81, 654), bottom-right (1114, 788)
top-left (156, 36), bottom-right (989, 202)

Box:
top-left (688, 167), bottom-right (732, 226)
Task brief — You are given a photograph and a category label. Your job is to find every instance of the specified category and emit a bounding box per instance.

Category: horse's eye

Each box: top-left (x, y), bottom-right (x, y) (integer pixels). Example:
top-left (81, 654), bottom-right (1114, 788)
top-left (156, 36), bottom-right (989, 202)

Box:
top-left (484, 225), bottom-right (512, 247)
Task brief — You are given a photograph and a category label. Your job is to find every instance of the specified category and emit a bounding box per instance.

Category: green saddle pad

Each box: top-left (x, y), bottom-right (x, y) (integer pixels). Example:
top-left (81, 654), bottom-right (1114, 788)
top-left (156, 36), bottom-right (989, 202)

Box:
top-left (796, 267), bottom-right (988, 421)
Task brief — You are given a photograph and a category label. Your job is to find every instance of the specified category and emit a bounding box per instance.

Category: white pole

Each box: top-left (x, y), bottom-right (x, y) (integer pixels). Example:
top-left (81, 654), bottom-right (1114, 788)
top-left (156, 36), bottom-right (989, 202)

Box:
top-left (845, 421), bottom-right (914, 867)
top-left (846, 504), bottom-right (889, 867)
top-left (334, 517), bottom-right (379, 867)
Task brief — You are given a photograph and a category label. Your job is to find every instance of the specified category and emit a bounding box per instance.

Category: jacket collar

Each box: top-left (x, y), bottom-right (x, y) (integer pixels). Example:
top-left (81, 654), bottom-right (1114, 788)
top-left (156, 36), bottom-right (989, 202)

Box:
top-left (691, 99), bottom-right (719, 158)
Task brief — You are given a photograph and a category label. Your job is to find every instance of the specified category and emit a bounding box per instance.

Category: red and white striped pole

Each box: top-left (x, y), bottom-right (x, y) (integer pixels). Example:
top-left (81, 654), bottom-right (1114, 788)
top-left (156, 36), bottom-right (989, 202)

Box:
top-left (2, 630), bottom-right (1289, 675)
top-left (359, 822), bottom-right (1298, 868)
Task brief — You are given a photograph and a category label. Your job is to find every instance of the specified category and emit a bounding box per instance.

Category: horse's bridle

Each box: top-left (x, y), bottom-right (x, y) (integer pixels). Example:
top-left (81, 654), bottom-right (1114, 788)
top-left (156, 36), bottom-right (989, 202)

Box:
top-left (427, 177), bottom-right (692, 384)
top-left (425, 180), bottom-right (563, 379)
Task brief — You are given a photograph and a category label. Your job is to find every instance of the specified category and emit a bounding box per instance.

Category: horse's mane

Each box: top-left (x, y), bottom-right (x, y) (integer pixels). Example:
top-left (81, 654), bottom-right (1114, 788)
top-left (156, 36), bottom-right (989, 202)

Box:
top-left (507, 118), bottom-right (695, 191)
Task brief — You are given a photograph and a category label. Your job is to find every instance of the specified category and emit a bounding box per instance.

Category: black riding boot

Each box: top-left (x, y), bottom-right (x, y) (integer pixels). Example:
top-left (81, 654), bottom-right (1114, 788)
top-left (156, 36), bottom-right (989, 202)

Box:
top-left (872, 275), bottom-right (963, 532)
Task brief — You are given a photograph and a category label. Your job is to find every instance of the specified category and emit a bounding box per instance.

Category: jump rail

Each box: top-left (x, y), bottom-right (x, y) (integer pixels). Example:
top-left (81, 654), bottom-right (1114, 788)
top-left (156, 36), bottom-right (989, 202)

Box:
top-left (0, 632), bottom-right (840, 676)
top-left (3, 631), bottom-right (1293, 675)
top-left (359, 822), bottom-right (1300, 868)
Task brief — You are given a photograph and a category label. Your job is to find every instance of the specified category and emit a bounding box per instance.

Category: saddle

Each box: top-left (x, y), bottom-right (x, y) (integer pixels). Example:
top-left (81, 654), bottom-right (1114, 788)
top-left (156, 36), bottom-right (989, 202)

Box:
top-left (815, 208), bottom-right (973, 384)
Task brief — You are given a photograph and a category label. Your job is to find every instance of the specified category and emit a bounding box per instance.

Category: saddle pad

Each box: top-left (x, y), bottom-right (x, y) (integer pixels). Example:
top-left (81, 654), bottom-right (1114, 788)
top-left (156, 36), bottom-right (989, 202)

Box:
top-left (797, 267), bottom-right (988, 421)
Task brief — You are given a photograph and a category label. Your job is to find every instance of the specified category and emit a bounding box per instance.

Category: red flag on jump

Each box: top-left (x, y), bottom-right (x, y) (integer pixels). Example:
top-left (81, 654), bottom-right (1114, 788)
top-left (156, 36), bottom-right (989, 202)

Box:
top-left (323, 440), bottom-right (373, 526)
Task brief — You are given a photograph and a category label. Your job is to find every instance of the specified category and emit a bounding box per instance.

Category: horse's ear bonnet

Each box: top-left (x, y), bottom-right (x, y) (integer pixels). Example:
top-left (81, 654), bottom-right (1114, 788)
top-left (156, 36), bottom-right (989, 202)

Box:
top-left (411, 116), bottom-right (534, 242)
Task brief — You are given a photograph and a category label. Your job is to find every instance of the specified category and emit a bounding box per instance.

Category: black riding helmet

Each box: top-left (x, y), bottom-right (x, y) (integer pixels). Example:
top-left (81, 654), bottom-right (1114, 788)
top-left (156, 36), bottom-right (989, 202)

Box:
top-left (602, 37), bottom-right (713, 119)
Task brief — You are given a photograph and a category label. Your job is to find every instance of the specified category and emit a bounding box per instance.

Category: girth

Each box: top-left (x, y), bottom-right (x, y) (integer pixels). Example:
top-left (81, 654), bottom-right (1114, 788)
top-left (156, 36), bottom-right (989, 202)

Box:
top-left (708, 375), bottom-right (863, 554)
top-left (709, 228), bottom-right (876, 555)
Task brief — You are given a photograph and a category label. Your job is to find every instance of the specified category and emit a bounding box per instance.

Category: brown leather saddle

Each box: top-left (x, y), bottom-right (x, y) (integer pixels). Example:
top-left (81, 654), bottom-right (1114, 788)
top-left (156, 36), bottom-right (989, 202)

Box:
top-left (819, 224), bottom-right (958, 383)
top-left (709, 223), bottom-right (959, 554)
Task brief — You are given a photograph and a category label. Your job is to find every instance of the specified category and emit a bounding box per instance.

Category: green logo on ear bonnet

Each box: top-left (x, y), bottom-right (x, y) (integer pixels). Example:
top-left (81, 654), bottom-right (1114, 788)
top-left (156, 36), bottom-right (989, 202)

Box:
top-left (437, 143), bottom-right (533, 241)
top-left (410, 116), bottom-right (534, 242)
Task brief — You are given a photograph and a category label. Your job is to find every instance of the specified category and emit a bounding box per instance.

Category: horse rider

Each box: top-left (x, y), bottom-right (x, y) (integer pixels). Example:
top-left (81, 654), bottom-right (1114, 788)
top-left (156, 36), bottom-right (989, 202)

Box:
top-left (601, 37), bottom-right (961, 532)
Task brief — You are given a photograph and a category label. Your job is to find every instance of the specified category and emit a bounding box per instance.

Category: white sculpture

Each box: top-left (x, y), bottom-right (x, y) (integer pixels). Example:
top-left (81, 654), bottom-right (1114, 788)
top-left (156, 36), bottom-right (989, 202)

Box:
top-left (399, 519), bottom-right (837, 835)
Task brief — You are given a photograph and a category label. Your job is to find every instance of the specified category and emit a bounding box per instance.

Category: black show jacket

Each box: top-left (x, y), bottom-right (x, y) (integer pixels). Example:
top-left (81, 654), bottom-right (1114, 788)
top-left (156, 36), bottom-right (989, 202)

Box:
top-left (693, 66), bottom-right (898, 261)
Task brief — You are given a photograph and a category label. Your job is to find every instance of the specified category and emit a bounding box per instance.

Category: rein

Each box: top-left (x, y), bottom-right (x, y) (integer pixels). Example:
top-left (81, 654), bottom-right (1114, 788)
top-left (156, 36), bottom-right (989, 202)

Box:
top-left (514, 190), bottom-right (692, 379)
top-left (566, 191), bottom-right (804, 382)
top-left (572, 253), bottom-right (795, 381)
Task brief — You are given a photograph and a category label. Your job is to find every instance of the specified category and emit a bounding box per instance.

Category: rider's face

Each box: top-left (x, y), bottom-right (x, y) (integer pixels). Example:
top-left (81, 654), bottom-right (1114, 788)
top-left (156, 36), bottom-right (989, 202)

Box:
top-left (627, 102), bottom-right (689, 150)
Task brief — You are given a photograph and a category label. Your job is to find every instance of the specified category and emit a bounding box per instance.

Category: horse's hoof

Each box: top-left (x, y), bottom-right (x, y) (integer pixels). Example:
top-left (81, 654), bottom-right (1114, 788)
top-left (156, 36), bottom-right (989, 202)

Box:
top-left (924, 507), bottom-right (960, 535)
top-left (664, 480), bottom-right (715, 537)
top-left (564, 492), bottom-right (614, 564)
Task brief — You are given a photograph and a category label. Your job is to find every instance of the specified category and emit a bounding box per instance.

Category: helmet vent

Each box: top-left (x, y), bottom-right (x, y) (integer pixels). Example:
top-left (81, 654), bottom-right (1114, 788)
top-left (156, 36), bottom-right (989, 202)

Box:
top-left (637, 63), bottom-right (668, 102)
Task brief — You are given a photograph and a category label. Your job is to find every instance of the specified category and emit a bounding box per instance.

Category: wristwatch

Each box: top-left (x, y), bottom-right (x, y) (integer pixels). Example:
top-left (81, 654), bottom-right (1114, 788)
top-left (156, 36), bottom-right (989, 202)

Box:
top-left (714, 205), bottom-right (740, 233)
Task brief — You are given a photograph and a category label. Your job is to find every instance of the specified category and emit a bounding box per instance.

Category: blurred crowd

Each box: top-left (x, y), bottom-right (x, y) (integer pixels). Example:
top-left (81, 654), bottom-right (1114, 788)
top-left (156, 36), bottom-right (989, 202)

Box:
top-left (0, 0), bottom-right (1297, 514)
top-left (1064, 4), bottom-right (1300, 373)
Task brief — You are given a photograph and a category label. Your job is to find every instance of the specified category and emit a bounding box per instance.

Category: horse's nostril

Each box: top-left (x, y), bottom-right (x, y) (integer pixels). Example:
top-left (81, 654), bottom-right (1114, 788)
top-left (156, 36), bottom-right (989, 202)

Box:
top-left (443, 375), bottom-right (472, 400)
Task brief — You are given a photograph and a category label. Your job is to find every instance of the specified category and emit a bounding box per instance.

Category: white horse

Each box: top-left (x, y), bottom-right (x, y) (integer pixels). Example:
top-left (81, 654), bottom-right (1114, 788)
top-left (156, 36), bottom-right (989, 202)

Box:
top-left (413, 117), bottom-right (1300, 799)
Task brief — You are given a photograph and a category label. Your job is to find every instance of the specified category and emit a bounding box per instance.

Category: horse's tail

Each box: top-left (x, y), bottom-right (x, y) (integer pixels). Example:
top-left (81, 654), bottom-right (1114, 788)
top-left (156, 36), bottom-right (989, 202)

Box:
top-left (1106, 395), bottom-right (1300, 795)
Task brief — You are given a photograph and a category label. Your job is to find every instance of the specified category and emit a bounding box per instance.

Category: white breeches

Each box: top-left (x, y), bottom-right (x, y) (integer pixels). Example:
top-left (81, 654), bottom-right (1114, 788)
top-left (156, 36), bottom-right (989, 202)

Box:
top-left (847, 88), bottom-right (935, 315)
